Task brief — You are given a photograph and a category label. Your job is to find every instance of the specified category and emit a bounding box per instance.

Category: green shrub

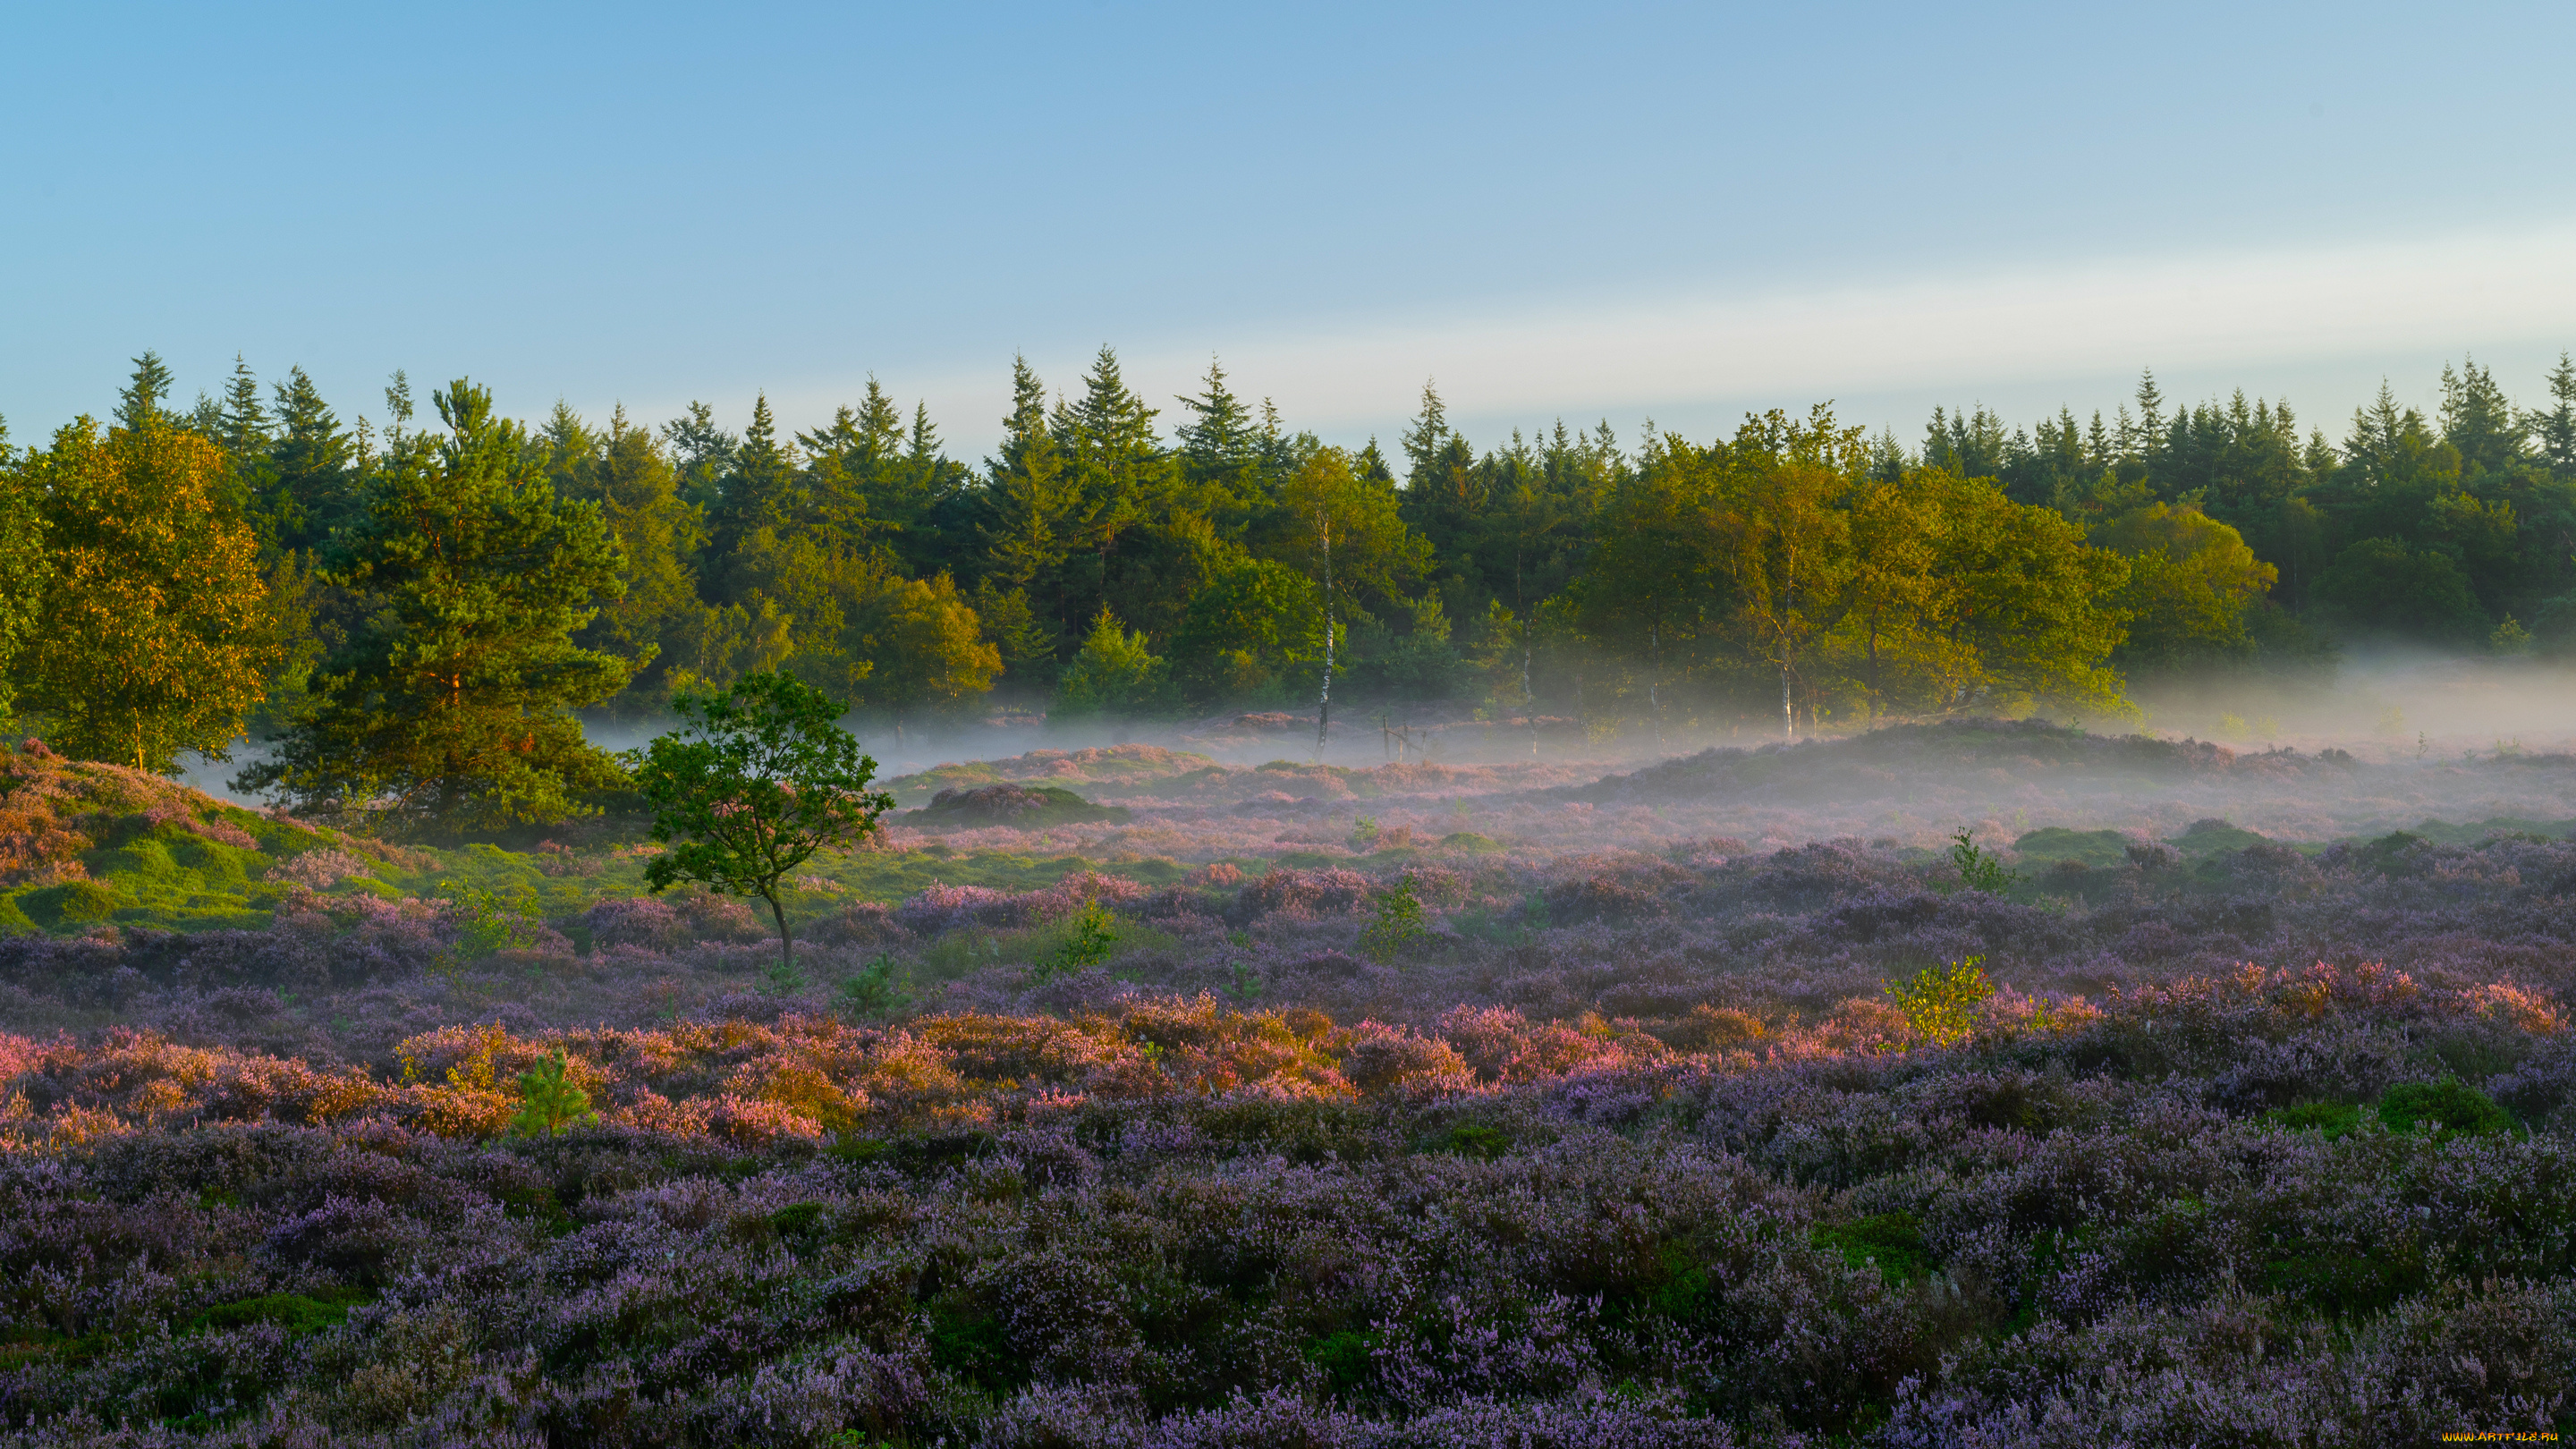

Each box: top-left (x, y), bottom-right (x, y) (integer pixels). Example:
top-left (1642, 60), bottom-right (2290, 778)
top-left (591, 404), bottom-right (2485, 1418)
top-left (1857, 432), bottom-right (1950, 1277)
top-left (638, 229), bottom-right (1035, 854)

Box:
top-left (1360, 876), bottom-right (1427, 962)
top-left (1304, 1329), bottom-right (1381, 1396)
top-left (2377, 1080), bottom-right (2513, 1136)
top-left (21, 879), bottom-right (119, 928)
top-left (2266, 1100), bottom-right (2363, 1139)
top-left (1946, 829), bottom-right (2019, 894)
top-left (1813, 1212), bottom-right (1932, 1283)
top-left (1884, 957), bottom-right (1995, 1046)
top-left (188, 1290), bottom-right (369, 1337)
top-left (1033, 901), bottom-right (1119, 981)
top-left (838, 953), bottom-right (911, 1017)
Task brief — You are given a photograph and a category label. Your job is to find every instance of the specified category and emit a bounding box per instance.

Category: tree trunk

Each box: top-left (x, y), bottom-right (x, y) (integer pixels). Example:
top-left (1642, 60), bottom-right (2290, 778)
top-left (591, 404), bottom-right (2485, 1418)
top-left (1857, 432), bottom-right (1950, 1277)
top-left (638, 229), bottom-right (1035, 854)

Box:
top-left (764, 888), bottom-right (792, 976)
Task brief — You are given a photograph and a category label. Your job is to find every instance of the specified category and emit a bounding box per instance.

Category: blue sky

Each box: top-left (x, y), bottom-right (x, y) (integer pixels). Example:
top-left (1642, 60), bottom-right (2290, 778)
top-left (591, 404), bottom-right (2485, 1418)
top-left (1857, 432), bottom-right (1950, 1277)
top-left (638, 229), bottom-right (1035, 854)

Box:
top-left (7, 2), bottom-right (2575, 459)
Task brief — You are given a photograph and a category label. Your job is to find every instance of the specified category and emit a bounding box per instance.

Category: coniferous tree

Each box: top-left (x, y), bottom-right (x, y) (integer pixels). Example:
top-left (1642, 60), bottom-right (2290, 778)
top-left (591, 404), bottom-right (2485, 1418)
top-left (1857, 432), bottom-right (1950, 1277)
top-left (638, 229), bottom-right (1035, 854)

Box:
top-left (2534, 353), bottom-right (2576, 479)
top-left (219, 355), bottom-right (269, 460)
top-left (114, 351), bottom-right (175, 432)
top-left (660, 401), bottom-right (737, 518)
top-left (2439, 356), bottom-right (2525, 476)
top-left (242, 379), bottom-right (637, 831)
top-left (706, 395), bottom-right (800, 593)
top-left (267, 366), bottom-right (360, 553)
top-left (982, 357), bottom-right (1080, 637)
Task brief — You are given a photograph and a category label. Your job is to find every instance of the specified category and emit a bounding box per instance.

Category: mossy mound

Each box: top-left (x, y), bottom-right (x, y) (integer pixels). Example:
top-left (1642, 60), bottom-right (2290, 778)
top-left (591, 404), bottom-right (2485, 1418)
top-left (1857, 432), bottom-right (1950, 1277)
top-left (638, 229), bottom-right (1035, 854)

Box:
top-left (0, 742), bottom-right (398, 934)
top-left (906, 784), bottom-right (1131, 831)
top-left (2012, 827), bottom-right (2135, 869)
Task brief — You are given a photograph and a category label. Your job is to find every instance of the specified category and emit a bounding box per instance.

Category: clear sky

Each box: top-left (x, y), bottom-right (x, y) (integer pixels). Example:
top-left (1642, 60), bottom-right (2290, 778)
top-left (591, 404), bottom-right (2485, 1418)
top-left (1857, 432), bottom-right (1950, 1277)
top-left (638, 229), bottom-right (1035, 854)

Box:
top-left (7, 2), bottom-right (2576, 459)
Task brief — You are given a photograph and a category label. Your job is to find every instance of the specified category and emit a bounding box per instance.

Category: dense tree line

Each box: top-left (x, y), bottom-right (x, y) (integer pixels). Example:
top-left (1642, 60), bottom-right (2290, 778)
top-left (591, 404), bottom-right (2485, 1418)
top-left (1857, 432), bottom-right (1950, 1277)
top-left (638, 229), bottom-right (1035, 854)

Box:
top-left (2, 347), bottom-right (2572, 826)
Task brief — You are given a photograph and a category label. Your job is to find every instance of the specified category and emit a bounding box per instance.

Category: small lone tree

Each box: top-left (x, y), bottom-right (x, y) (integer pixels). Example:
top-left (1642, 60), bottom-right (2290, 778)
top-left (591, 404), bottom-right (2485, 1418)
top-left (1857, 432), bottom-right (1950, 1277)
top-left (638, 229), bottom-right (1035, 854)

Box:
top-left (631, 672), bottom-right (893, 976)
top-left (509, 1051), bottom-right (597, 1137)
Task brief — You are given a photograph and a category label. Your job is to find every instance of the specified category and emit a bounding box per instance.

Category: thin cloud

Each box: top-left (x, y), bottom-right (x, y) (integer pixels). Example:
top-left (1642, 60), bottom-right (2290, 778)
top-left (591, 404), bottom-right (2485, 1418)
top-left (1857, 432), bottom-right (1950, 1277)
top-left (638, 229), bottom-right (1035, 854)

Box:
top-left (734, 220), bottom-right (2576, 454)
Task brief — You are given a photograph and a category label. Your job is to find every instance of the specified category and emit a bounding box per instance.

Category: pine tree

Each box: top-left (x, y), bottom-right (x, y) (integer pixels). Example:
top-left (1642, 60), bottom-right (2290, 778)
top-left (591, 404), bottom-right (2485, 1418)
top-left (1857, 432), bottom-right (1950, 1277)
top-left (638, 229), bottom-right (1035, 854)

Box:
top-left (983, 356), bottom-right (1080, 606)
top-left (1063, 345), bottom-right (1165, 574)
top-left (1175, 357), bottom-right (1261, 513)
top-left (2438, 356), bottom-right (2524, 475)
top-left (241, 379), bottom-right (639, 831)
top-left (2132, 369), bottom-right (2166, 462)
top-left (0, 416), bottom-right (46, 723)
top-left (660, 401), bottom-right (737, 517)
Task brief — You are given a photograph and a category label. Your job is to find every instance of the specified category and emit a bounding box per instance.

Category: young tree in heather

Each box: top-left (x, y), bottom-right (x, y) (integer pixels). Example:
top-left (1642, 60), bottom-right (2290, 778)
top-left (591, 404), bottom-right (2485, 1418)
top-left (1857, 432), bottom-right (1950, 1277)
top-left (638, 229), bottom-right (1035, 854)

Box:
top-left (242, 379), bottom-right (638, 831)
top-left (13, 415), bottom-right (276, 770)
top-left (631, 672), bottom-right (893, 975)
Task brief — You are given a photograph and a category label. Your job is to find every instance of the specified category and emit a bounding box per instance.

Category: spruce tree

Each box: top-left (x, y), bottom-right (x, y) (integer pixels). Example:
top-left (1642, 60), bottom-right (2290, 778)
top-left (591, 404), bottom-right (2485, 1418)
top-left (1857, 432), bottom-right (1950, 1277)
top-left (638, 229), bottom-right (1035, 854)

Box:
top-left (706, 394), bottom-right (800, 589)
top-left (2534, 353), bottom-right (2576, 479)
top-left (268, 366), bottom-right (359, 552)
top-left (114, 351), bottom-right (175, 431)
top-left (219, 354), bottom-right (268, 459)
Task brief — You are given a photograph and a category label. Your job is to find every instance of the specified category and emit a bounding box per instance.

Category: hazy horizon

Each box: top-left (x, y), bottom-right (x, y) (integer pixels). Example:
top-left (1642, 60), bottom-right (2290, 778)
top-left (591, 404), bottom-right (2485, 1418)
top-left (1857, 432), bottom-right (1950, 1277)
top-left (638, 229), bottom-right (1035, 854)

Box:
top-left (9, 4), bottom-right (2576, 455)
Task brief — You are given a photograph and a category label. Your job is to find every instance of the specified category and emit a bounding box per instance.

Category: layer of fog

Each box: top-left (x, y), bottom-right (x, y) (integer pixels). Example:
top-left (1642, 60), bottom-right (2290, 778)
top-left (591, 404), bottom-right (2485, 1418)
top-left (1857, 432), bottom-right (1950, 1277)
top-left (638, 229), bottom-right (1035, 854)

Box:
top-left (171, 653), bottom-right (2576, 856)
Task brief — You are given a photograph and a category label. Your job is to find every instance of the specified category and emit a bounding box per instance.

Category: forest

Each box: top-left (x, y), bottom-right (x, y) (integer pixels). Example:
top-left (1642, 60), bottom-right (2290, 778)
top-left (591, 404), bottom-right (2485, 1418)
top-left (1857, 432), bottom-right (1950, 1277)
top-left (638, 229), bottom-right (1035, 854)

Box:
top-left (9, 352), bottom-right (2576, 1442)
top-left (3, 348), bottom-right (2573, 826)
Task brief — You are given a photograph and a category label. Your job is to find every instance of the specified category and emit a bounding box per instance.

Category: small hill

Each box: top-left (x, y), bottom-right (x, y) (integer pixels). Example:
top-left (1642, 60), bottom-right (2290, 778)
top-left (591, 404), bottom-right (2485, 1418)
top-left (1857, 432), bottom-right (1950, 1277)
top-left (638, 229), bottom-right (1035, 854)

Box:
top-left (0, 740), bottom-right (405, 933)
top-left (1568, 717), bottom-right (2348, 807)
top-left (904, 784), bottom-right (1131, 831)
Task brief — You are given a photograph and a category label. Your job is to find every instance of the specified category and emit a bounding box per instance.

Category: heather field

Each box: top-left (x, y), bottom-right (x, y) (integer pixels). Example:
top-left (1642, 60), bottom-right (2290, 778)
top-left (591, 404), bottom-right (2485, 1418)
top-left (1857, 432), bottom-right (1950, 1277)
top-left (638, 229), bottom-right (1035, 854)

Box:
top-left (8, 719), bottom-right (2576, 1445)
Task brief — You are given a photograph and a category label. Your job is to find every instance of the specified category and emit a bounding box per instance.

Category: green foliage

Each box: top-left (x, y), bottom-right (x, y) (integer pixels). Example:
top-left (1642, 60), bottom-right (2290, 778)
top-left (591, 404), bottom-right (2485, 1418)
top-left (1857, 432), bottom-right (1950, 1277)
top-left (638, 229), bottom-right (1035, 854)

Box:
top-left (2266, 1100), bottom-right (2364, 1139)
top-left (2377, 1080), bottom-right (2514, 1137)
top-left (1169, 555), bottom-right (1324, 705)
top-left (838, 953), bottom-right (911, 1018)
top-left (1884, 956), bottom-right (1996, 1046)
top-left (1433, 1123), bottom-right (1513, 1160)
top-left (1304, 1329), bottom-right (1382, 1397)
top-left (1359, 874), bottom-right (1427, 962)
top-left (242, 379), bottom-right (636, 831)
top-left (1946, 829), bottom-right (2019, 894)
top-left (1052, 608), bottom-right (1172, 721)
top-left (1813, 1212), bottom-right (1933, 1283)
top-left (188, 1290), bottom-right (369, 1338)
top-left (2091, 502), bottom-right (2276, 672)
top-left (20, 879), bottom-right (120, 928)
top-left (13, 417), bottom-right (277, 770)
top-left (508, 1051), bottom-right (596, 1138)
top-left (631, 671), bottom-right (892, 975)
top-left (442, 879), bottom-right (541, 958)
top-left (2315, 537), bottom-right (2489, 642)
top-left (1036, 900), bottom-right (1120, 980)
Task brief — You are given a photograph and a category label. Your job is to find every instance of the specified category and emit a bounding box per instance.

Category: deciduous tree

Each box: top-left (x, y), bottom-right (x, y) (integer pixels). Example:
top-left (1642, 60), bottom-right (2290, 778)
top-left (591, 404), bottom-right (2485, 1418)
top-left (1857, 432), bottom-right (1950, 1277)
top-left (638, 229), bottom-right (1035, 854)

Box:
top-left (13, 416), bottom-right (275, 770)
